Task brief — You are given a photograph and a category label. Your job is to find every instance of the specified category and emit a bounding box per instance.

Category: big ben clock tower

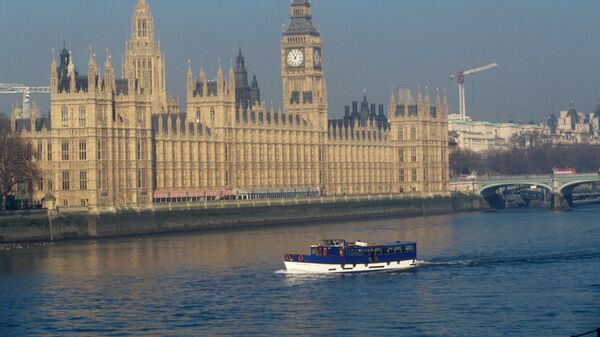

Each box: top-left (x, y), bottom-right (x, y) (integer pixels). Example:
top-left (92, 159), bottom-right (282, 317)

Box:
top-left (281, 0), bottom-right (328, 130)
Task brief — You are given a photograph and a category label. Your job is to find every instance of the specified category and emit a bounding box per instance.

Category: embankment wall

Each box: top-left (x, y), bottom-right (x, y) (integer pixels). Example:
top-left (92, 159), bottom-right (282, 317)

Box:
top-left (0, 194), bottom-right (482, 243)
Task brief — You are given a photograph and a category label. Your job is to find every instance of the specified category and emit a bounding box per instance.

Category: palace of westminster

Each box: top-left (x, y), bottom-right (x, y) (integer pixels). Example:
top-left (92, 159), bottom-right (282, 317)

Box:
top-left (11, 0), bottom-right (449, 210)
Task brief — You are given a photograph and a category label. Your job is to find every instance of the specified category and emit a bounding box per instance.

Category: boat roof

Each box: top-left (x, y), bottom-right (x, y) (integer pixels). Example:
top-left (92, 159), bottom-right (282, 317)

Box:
top-left (316, 239), bottom-right (415, 247)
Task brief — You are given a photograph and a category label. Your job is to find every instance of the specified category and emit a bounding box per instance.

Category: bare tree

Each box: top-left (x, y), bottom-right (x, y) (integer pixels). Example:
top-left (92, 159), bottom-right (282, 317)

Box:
top-left (0, 116), bottom-right (38, 210)
top-left (450, 144), bottom-right (600, 177)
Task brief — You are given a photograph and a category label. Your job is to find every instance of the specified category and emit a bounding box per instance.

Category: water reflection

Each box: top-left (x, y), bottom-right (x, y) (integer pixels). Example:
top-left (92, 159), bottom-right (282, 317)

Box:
top-left (1, 210), bottom-right (599, 336)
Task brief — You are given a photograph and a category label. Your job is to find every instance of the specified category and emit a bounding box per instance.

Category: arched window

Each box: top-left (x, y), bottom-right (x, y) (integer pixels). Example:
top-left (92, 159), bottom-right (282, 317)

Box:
top-left (195, 108), bottom-right (201, 123)
top-left (61, 106), bottom-right (69, 128)
top-left (78, 106), bottom-right (86, 127)
top-left (410, 126), bottom-right (417, 140)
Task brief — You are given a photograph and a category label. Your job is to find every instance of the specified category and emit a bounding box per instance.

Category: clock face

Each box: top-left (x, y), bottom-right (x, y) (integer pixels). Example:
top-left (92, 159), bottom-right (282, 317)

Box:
top-left (313, 49), bottom-right (322, 68)
top-left (287, 49), bottom-right (304, 67)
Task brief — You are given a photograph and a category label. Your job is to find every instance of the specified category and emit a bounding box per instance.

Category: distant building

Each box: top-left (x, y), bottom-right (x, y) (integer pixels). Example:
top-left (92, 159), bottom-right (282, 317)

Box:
top-left (547, 100), bottom-right (600, 144)
top-left (449, 118), bottom-right (543, 152)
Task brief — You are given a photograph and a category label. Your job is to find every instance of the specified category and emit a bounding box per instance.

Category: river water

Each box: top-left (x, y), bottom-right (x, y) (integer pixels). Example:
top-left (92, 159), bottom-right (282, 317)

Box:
top-left (1, 208), bottom-right (599, 336)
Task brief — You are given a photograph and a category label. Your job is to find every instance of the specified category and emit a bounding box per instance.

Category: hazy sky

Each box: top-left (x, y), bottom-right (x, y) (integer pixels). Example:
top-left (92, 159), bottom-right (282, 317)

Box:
top-left (1, 0), bottom-right (600, 122)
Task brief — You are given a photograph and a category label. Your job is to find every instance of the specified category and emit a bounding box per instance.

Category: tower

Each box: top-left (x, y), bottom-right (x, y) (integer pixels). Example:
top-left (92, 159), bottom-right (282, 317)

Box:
top-left (123, 0), bottom-right (167, 114)
top-left (281, 0), bottom-right (328, 130)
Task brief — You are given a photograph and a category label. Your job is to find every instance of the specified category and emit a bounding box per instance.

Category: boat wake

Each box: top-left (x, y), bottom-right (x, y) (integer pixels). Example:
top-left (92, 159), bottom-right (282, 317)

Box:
top-left (417, 250), bottom-right (600, 269)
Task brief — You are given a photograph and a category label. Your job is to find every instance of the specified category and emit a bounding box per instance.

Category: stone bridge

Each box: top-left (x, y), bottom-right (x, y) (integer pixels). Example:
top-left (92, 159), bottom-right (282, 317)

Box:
top-left (450, 173), bottom-right (600, 209)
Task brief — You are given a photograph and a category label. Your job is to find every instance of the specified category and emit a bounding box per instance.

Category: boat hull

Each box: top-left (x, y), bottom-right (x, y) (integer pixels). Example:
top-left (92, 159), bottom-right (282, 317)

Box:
top-left (284, 259), bottom-right (417, 274)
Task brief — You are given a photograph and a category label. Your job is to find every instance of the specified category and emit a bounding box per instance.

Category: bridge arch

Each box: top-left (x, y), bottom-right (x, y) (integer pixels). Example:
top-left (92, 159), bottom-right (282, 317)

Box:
top-left (478, 182), bottom-right (552, 195)
top-left (558, 179), bottom-right (600, 195)
top-left (479, 182), bottom-right (553, 209)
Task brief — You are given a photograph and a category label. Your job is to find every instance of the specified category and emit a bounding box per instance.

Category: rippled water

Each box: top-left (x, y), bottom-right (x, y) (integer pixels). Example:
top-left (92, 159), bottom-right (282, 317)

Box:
top-left (1, 208), bottom-right (599, 336)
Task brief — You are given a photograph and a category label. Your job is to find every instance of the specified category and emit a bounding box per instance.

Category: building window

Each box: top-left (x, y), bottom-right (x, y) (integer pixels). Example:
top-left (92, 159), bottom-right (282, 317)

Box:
top-left (411, 168), bottom-right (417, 182)
top-left (410, 126), bottom-right (417, 140)
top-left (290, 91), bottom-right (300, 104)
top-left (79, 171), bottom-right (87, 190)
top-left (97, 140), bottom-right (104, 160)
top-left (137, 141), bottom-right (142, 161)
top-left (61, 141), bottom-right (69, 161)
top-left (78, 106), bottom-right (86, 127)
top-left (79, 141), bottom-right (87, 161)
top-left (138, 20), bottom-right (147, 38)
top-left (400, 169), bottom-right (405, 182)
top-left (398, 127), bottom-right (403, 140)
top-left (411, 148), bottom-right (417, 162)
top-left (210, 107), bottom-right (215, 123)
top-left (98, 170), bottom-right (106, 189)
top-left (48, 176), bottom-right (53, 191)
top-left (62, 171), bottom-right (70, 190)
top-left (195, 108), bottom-right (201, 123)
top-left (303, 91), bottom-right (313, 104)
top-left (137, 169), bottom-right (146, 188)
top-left (38, 177), bottom-right (44, 191)
top-left (61, 106), bottom-right (69, 128)
top-left (398, 149), bottom-right (404, 162)
top-left (37, 143), bottom-right (43, 161)
top-left (47, 143), bottom-right (52, 161)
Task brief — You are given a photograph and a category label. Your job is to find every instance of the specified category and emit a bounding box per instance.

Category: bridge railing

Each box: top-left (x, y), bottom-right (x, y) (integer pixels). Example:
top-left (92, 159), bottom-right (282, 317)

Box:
top-left (451, 172), bottom-right (599, 183)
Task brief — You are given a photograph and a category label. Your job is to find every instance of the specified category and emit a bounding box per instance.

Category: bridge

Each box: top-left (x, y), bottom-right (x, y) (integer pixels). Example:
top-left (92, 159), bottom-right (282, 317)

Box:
top-left (450, 173), bottom-right (600, 209)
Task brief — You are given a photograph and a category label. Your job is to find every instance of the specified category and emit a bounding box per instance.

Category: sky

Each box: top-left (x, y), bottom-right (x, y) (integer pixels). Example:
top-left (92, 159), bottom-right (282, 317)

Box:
top-left (1, 0), bottom-right (600, 122)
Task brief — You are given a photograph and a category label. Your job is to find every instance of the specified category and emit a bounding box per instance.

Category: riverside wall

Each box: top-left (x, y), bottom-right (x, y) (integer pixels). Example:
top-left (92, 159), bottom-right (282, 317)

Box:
top-left (0, 194), bottom-right (483, 244)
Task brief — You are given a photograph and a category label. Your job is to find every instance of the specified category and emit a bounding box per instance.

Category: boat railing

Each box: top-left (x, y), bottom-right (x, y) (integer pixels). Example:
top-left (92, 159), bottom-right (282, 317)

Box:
top-left (571, 328), bottom-right (600, 337)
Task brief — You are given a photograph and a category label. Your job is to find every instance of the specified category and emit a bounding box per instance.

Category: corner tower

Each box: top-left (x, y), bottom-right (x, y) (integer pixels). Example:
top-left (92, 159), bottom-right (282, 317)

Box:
top-left (281, 0), bottom-right (328, 130)
top-left (123, 0), bottom-right (167, 114)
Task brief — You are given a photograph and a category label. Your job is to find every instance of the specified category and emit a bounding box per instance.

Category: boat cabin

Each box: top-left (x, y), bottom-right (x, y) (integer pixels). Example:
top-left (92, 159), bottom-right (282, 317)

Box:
top-left (310, 240), bottom-right (416, 261)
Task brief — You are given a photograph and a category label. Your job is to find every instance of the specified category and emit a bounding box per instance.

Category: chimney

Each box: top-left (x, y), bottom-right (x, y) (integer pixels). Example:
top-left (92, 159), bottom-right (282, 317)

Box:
top-left (352, 101), bottom-right (358, 114)
top-left (370, 103), bottom-right (376, 116)
top-left (344, 105), bottom-right (350, 116)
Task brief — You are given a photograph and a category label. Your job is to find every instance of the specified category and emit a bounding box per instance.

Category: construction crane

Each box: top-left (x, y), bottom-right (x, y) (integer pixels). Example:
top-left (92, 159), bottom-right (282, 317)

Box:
top-left (0, 83), bottom-right (50, 118)
top-left (450, 63), bottom-right (498, 120)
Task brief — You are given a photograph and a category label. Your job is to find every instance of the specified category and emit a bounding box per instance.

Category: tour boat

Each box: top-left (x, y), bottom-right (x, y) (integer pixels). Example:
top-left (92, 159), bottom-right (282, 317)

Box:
top-left (283, 239), bottom-right (417, 274)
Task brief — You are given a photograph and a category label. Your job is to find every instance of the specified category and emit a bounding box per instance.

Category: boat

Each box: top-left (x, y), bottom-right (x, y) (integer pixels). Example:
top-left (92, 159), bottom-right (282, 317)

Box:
top-left (283, 239), bottom-right (417, 273)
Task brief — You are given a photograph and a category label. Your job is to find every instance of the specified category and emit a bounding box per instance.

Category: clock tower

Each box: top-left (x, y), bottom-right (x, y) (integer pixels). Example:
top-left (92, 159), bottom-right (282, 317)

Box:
top-left (281, 0), bottom-right (328, 130)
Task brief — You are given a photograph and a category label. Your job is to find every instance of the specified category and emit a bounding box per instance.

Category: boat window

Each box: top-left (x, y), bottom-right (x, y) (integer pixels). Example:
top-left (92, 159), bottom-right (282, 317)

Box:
top-left (403, 245), bottom-right (414, 252)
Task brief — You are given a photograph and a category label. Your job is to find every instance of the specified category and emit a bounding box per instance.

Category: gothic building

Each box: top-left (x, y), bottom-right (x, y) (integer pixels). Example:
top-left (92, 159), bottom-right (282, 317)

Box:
top-left (12, 0), bottom-right (449, 210)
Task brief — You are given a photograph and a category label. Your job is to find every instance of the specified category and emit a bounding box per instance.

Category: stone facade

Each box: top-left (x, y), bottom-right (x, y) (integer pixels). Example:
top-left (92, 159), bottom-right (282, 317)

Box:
top-left (11, 0), bottom-right (449, 210)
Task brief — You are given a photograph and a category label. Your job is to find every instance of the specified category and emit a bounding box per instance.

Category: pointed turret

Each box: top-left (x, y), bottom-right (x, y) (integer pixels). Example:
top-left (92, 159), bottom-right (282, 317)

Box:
top-left (424, 87), bottom-right (431, 115)
top-left (186, 60), bottom-right (193, 98)
top-left (88, 48), bottom-right (98, 92)
top-left (67, 50), bottom-right (76, 92)
top-left (250, 74), bottom-right (261, 105)
top-left (157, 114), bottom-right (163, 135)
top-left (228, 63), bottom-right (235, 96)
top-left (199, 66), bottom-right (207, 97)
top-left (103, 50), bottom-right (115, 92)
top-left (217, 60), bottom-right (224, 96)
top-left (50, 49), bottom-right (58, 93)
top-left (435, 89), bottom-right (441, 117)
top-left (443, 89), bottom-right (448, 117)
top-left (417, 87), bottom-right (423, 115)
top-left (388, 92), bottom-right (396, 117)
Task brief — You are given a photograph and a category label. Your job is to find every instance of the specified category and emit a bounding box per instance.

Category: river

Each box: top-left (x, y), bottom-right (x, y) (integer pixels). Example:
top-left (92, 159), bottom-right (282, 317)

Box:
top-left (1, 208), bottom-right (599, 336)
